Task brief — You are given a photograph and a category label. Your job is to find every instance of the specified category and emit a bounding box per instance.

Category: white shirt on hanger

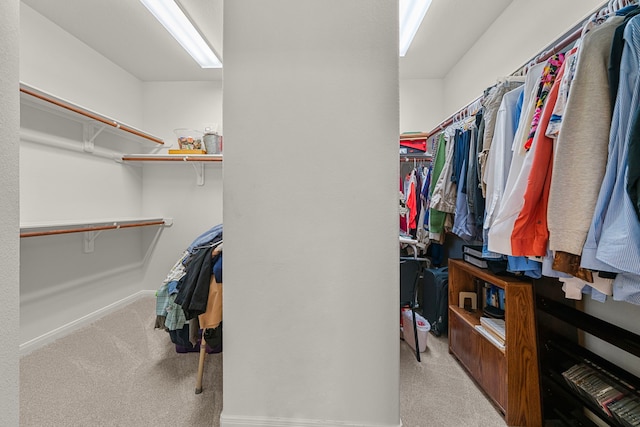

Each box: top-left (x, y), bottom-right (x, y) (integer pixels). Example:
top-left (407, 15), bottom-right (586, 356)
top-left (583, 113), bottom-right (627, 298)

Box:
top-left (487, 62), bottom-right (545, 255)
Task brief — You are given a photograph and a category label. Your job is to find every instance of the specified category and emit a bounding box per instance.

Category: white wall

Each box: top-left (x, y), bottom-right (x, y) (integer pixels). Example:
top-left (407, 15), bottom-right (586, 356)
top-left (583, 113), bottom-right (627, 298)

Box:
top-left (442, 0), bottom-right (603, 118)
top-left (222, 1), bottom-right (399, 426)
top-left (0, 0), bottom-right (20, 424)
top-left (141, 81), bottom-right (223, 149)
top-left (19, 4), bottom-right (227, 350)
top-left (139, 81), bottom-right (224, 291)
top-left (20, 3), bottom-right (144, 128)
top-left (19, 4), bottom-right (152, 347)
top-left (399, 79), bottom-right (444, 133)
top-left (399, 1), bottom-right (606, 136)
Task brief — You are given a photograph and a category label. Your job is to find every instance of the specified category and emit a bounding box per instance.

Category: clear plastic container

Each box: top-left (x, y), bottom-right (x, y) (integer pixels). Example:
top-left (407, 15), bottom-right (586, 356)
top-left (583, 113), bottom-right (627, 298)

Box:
top-left (173, 128), bottom-right (204, 150)
top-left (401, 309), bottom-right (430, 352)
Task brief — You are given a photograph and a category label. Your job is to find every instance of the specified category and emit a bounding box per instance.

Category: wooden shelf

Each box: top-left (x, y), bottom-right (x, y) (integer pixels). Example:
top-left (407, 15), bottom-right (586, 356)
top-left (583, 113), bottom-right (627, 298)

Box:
top-left (121, 154), bottom-right (222, 162)
top-left (120, 155), bottom-right (222, 186)
top-left (449, 259), bottom-right (526, 289)
top-left (537, 295), bottom-right (640, 358)
top-left (400, 132), bottom-right (429, 140)
top-left (448, 258), bottom-right (541, 426)
top-left (535, 278), bottom-right (640, 427)
top-left (448, 305), bottom-right (481, 328)
top-left (20, 82), bottom-right (164, 146)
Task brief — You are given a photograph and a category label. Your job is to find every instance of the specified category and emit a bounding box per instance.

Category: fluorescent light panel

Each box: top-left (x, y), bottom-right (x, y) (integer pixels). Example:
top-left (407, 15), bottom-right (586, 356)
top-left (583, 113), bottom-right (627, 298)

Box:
top-left (140, 0), bottom-right (222, 68)
top-left (399, 0), bottom-right (432, 57)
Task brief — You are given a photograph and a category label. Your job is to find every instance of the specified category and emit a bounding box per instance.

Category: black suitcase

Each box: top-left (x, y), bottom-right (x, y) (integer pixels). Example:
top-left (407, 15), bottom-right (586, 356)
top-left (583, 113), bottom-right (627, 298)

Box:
top-left (419, 266), bottom-right (449, 336)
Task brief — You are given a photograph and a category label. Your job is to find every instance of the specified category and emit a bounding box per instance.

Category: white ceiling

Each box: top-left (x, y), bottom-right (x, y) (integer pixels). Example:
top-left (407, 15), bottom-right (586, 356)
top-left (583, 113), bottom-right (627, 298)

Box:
top-left (22, 0), bottom-right (513, 82)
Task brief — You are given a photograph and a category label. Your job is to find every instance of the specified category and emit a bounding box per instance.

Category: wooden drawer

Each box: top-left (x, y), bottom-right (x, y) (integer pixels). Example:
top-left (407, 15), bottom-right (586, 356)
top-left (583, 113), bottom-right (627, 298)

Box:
top-left (478, 334), bottom-right (507, 412)
top-left (449, 308), bottom-right (481, 378)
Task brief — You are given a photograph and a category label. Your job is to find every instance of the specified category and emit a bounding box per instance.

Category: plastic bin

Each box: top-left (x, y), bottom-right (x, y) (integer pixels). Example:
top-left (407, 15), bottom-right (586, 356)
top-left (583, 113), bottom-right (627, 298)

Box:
top-left (401, 309), bottom-right (430, 353)
top-left (173, 128), bottom-right (204, 150)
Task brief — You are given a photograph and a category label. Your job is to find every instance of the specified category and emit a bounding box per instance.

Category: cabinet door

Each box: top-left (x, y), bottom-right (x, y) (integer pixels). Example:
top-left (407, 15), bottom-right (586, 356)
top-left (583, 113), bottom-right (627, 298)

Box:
top-left (449, 310), bottom-right (481, 378)
top-left (478, 336), bottom-right (507, 412)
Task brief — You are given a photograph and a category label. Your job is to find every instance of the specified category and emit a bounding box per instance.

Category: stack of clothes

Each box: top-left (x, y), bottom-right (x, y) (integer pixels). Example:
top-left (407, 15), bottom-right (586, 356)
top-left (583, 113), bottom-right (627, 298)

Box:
top-left (155, 224), bottom-right (223, 353)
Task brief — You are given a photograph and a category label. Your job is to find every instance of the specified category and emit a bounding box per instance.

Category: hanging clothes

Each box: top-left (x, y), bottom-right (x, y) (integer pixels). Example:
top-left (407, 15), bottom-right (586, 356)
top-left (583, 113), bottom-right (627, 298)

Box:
top-left (578, 15), bottom-right (640, 308)
top-left (487, 61), bottom-right (545, 255)
top-left (416, 165), bottom-right (432, 247)
top-left (608, 7), bottom-right (640, 106)
top-left (523, 55), bottom-right (565, 152)
top-left (478, 78), bottom-right (526, 196)
top-left (580, 18), bottom-right (639, 274)
top-left (452, 118), bottom-right (481, 241)
top-left (618, 9), bottom-right (640, 222)
top-left (469, 111), bottom-right (486, 231)
top-left (511, 59), bottom-right (566, 257)
top-left (400, 176), bottom-right (408, 233)
top-left (627, 103), bottom-right (640, 221)
top-left (547, 15), bottom-right (624, 257)
top-left (546, 46), bottom-right (580, 138)
top-left (429, 132), bottom-right (454, 241)
top-left (175, 245), bottom-right (217, 320)
top-left (430, 127), bottom-right (458, 215)
top-left (405, 170), bottom-right (418, 232)
top-left (489, 55), bottom-right (564, 259)
top-left (482, 85), bottom-right (525, 259)
top-left (483, 85), bottom-right (524, 235)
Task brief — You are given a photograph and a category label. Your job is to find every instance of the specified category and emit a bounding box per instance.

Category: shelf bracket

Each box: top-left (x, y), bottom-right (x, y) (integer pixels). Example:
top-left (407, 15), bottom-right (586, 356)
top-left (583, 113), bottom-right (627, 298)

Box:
top-left (83, 230), bottom-right (103, 253)
top-left (83, 123), bottom-right (107, 153)
top-left (191, 162), bottom-right (205, 186)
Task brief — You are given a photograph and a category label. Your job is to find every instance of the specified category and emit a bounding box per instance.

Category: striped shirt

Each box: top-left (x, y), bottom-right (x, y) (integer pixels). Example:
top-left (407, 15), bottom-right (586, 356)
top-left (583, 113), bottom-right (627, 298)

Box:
top-left (581, 16), bottom-right (640, 276)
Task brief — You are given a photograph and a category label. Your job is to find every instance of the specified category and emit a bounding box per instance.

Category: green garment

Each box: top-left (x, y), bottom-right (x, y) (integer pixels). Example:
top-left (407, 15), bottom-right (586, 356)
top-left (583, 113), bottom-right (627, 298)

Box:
top-left (429, 133), bottom-right (448, 235)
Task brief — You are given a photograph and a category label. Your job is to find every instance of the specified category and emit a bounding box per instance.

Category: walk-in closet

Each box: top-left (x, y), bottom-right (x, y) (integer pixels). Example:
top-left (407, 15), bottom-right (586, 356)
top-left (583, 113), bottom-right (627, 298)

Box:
top-left (1, 0), bottom-right (640, 426)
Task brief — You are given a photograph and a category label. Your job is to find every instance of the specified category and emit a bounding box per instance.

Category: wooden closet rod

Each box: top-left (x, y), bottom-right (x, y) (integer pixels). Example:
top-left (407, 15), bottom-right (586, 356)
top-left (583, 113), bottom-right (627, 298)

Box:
top-left (424, 95), bottom-right (482, 139)
top-left (121, 155), bottom-right (223, 162)
top-left (424, 0), bottom-right (616, 140)
top-left (20, 85), bottom-right (164, 145)
top-left (20, 220), bottom-right (166, 238)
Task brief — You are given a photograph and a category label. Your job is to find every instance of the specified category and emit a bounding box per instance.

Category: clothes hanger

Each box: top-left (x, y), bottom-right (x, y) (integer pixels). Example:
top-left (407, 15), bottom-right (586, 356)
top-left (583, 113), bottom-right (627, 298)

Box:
top-left (192, 240), bottom-right (223, 252)
top-left (580, 14), bottom-right (595, 37)
top-left (523, 57), bottom-right (536, 76)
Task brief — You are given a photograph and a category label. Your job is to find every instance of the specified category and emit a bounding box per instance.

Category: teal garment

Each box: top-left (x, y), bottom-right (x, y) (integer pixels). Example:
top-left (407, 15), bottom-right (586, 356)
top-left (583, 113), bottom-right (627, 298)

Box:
top-left (155, 282), bottom-right (169, 316)
top-left (155, 282), bottom-right (187, 331)
top-left (164, 294), bottom-right (187, 331)
top-left (429, 133), bottom-right (448, 235)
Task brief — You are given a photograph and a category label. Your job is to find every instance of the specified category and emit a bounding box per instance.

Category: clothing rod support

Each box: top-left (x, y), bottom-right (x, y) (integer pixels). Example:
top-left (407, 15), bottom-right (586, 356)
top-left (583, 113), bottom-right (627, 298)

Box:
top-left (83, 123), bottom-right (108, 153)
top-left (191, 162), bottom-right (205, 186)
top-left (83, 230), bottom-right (103, 253)
top-left (21, 128), bottom-right (123, 162)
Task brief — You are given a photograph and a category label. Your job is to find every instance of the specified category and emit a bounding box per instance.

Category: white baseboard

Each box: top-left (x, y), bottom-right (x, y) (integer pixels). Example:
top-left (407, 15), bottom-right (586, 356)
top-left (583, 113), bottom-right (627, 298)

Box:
top-left (220, 414), bottom-right (402, 427)
top-left (19, 290), bottom-right (155, 356)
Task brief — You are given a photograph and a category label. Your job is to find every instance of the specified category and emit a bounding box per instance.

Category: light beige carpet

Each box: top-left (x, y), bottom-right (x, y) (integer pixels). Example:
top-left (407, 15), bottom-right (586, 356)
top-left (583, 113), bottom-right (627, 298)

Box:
top-left (21, 297), bottom-right (506, 426)
top-left (20, 297), bottom-right (222, 427)
top-left (399, 330), bottom-right (507, 427)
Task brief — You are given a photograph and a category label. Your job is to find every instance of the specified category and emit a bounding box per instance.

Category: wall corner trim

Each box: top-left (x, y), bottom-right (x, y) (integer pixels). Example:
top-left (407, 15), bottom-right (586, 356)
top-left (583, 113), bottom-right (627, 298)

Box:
top-left (19, 289), bottom-right (156, 356)
top-left (220, 414), bottom-right (402, 427)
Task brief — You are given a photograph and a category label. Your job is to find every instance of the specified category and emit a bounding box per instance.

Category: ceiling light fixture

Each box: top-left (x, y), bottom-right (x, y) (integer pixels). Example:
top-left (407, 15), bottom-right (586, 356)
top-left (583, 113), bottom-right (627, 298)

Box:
top-left (399, 0), bottom-right (433, 57)
top-left (140, 0), bottom-right (222, 68)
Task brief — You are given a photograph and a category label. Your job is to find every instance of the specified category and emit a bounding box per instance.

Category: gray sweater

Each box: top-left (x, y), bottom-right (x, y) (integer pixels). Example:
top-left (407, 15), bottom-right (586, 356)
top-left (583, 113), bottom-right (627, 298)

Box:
top-left (547, 16), bottom-right (624, 255)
